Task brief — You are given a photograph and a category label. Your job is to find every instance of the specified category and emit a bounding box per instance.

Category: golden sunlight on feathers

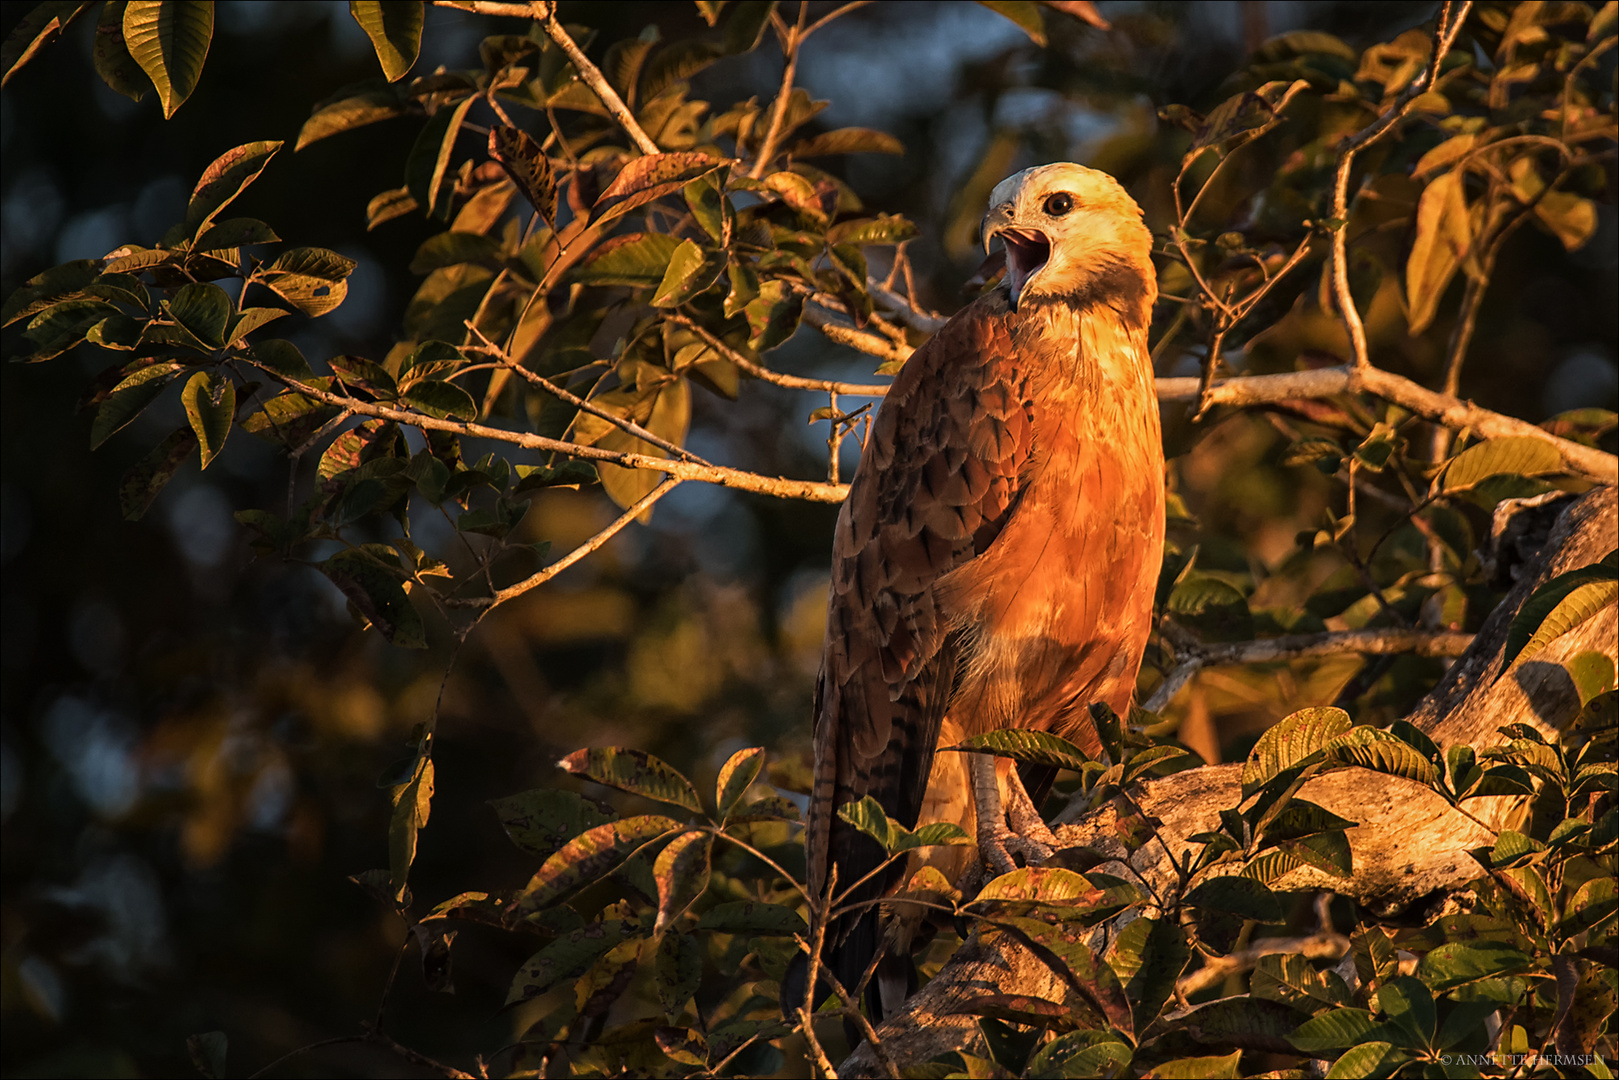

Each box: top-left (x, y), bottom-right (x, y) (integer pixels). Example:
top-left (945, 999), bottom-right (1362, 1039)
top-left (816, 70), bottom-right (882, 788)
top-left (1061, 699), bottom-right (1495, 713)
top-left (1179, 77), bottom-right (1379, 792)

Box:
top-left (800, 163), bottom-right (1167, 1018)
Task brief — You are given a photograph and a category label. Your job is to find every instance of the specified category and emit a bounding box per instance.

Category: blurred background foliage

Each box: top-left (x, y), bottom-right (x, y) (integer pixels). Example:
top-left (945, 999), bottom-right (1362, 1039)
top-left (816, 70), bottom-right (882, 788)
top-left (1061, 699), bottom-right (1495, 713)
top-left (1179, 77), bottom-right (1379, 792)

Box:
top-left (0, 1), bottom-right (1614, 1076)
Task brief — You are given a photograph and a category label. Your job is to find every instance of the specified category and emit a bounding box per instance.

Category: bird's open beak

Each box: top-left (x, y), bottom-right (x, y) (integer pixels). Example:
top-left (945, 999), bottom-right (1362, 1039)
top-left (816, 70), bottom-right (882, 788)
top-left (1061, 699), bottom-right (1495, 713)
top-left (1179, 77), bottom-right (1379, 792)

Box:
top-left (982, 202), bottom-right (1050, 311)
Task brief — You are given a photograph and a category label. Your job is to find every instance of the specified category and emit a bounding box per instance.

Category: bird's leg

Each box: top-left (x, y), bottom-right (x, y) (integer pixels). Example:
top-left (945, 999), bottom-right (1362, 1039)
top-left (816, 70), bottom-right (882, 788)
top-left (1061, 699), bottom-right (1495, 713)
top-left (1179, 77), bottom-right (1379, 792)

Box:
top-left (1005, 767), bottom-right (1060, 852)
top-left (969, 755), bottom-right (1052, 875)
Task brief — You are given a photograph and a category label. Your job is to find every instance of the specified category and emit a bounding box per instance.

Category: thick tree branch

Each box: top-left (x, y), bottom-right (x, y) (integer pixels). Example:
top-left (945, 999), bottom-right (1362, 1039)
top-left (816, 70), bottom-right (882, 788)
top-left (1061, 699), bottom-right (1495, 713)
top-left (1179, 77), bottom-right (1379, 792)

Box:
top-left (840, 486), bottom-right (1617, 1077)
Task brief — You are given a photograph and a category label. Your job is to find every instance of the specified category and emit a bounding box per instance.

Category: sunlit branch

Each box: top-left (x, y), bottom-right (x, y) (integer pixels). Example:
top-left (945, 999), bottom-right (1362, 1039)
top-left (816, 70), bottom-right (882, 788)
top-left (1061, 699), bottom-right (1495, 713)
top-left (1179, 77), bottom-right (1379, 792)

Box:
top-left (750, 1), bottom-right (811, 178)
top-left (453, 477), bottom-right (681, 613)
top-left (252, 369), bottom-right (851, 502)
top-left (667, 313), bottom-right (891, 396)
top-left (464, 322), bottom-right (711, 465)
top-left (802, 305), bottom-right (911, 364)
top-left (528, 2), bottom-right (660, 156)
top-left (1329, 0), bottom-right (1473, 369)
top-left (868, 279), bottom-right (945, 333)
top-left (1174, 931), bottom-right (1351, 999)
top-left (1143, 627), bottom-right (1475, 715)
top-left (1159, 363), bottom-right (1619, 485)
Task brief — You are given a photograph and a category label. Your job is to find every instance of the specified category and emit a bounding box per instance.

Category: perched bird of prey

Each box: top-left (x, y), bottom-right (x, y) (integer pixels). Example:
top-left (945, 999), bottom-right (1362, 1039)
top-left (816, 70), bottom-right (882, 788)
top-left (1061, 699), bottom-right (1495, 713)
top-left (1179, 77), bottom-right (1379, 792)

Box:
top-left (799, 163), bottom-right (1165, 1019)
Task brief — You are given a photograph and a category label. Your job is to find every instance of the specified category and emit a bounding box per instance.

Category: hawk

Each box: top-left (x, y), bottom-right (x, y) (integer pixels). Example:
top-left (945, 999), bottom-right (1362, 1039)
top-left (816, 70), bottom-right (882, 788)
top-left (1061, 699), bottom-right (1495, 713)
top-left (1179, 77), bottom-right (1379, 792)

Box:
top-left (800, 163), bottom-right (1165, 1018)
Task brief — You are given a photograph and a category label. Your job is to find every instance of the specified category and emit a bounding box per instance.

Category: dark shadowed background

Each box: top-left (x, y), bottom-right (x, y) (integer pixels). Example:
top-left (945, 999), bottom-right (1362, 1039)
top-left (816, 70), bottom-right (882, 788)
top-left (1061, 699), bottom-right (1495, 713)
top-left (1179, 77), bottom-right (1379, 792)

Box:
top-left (2, 1), bottom-right (1614, 1076)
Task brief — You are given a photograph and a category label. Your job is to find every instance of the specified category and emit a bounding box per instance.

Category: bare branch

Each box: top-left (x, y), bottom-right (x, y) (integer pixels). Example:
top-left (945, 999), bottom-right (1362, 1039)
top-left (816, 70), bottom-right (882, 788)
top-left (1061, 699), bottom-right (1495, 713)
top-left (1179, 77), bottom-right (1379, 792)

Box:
top-left (1174, 931), bottom-right (1350, 998)
top-left (750, 1), bottom-right (811, 178)
top-left (802, 306), bottom-right (912, 365)
top-left (868, 280), bottom-right (945, 333)
top-left (529, 2), bottom-right (660, 156)
top-left (464, 322), bottom-right (711, 465)
top-left (452, 478), bottom-right (681, 613)
top-left (667, 313), bottom-right (891, 396)
top-left (1329, 0), bottom-right (1473, 368)
top-left (251, 369), bottom-right (850, 503)
top-left (1158, 363), bottom-right (1619, 485)
top-left (1140, 626), bottom-right (1475, 717)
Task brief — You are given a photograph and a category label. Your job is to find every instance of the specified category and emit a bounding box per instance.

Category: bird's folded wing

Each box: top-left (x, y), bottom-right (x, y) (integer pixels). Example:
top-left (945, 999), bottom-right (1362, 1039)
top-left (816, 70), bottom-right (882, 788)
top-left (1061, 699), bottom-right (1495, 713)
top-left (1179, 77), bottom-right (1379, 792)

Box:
top-left (808, 293), bottom-right (1036, 903)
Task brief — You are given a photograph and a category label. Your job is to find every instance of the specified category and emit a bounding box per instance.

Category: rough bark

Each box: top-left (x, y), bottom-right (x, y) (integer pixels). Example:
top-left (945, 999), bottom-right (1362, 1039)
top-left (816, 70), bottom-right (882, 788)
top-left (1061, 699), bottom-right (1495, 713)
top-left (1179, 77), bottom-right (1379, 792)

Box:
top-left (839, 485), bottom-right (1616, 1078)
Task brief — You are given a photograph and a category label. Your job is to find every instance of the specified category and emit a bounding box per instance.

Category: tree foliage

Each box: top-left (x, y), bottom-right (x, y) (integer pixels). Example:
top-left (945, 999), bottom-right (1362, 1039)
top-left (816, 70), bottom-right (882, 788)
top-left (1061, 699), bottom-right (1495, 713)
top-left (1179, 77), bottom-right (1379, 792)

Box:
top-left (1, 0), bottom-right (1615, 1077)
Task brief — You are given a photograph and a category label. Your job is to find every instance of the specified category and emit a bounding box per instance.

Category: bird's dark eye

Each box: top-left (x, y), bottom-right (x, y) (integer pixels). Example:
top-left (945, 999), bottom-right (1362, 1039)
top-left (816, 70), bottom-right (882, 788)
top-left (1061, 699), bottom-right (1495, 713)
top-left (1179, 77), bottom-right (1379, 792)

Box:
top-left (1043, 192), bottom-right (1075, 217)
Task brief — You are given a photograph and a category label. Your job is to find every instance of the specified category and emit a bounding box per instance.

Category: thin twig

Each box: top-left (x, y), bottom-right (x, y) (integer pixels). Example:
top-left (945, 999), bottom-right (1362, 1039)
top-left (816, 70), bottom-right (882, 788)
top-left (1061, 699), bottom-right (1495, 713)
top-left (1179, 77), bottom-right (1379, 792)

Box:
top-left (1174, 931), bottom-right (1351, 998)
top-left (451, 478), bottom-right (680, 612)
top-left (1144, 627), bottom-right (1474, 714)
top-left (1329, 0), bottom-right (1473, 368)
top-left (530, 2), bottom-right (660, 156)
top-left (251, 368), bottom-right (851, 502)
top-left (751, 1), bottom-right (811, 178)
top-left (465, 322), bottom-right (711, 464)
top-left (667, 313), bottom-right (892, 395)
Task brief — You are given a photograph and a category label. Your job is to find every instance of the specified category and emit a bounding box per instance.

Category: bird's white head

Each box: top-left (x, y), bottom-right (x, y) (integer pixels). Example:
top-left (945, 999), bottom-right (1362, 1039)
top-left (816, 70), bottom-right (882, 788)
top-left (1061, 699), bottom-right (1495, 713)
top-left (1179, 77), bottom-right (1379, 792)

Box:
top-left (981, 163), bottom-right (1153, 320)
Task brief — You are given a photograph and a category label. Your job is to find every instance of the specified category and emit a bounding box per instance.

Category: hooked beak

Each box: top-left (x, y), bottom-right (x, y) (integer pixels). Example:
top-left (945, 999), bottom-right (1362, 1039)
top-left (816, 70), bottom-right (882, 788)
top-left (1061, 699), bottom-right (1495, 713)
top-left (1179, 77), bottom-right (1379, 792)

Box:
top-left (982, 201), bottom-right (1050, 311)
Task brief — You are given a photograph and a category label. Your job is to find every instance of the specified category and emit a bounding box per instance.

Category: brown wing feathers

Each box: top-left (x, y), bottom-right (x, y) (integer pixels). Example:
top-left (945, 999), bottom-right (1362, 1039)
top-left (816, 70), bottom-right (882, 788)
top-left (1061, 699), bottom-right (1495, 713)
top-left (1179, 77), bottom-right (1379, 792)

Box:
top-left (802, 294), bottom-right (1032, 1005)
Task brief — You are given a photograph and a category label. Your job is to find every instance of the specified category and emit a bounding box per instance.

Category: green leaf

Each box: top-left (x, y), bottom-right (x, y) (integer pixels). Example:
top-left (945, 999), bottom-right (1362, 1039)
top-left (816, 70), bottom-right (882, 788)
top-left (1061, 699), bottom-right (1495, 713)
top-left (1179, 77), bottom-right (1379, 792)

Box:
top-left (409, 231), bottom-right (503, 275)
top-left (743, 278), bottom-right (803, 350)
top-left (1251, 951), bottom-right (1352, 1012)
top-left (21, 298), bottom-right (119, 360)
top-left (122, 0), bottom-right (213, 119)
top-left (367, 185), bottom-right (418, 229)
top-left (683, 175), bottom-right (730, 244)
top-left (1505, 578), bottom-right (1618, 673)
top-left (250, 338), bottom-right (314, 381)
top-left (321, 547), bottom-right (425, 648)
top-left (1241, 706), bottom-right (1352, 797)
top-left (488, 787), bottom-right (613, 861)
top-left (507, 919), bottom-right (637, 1004)
top-left (2, 1), bottom-right (94, 88)
top-left (185, 141), bottom-right (281, 235)
top-left (1436, 436), bottom-right (1567, 495)
top-left (651, 238), bottom-right (723, 308)
top-left (836, 796), bottom-right (969, 855)
top-left (975, 1), bottom-right (1046, 46)
top-left (558, 747), bottom-right (703, 814)
top-left (387, 752), bottom-right (433, 902)
top-left (790, 127), bottom-right (905, 159)
top-left (1326, 727), bottom-right (1438, 785)
top-left (349, 0), bottom-right (421, 81)
top-left (714, 746), bottom-right (764, 818)
top-left (119, 426), bottom-right (197, 520)
top-left (826, 213), bottom-right (919, 247)
top-left (654, 931), bottom-right (702, 1019)
top-left (945, 729), bottom-right (1095, 772)
top-left (1376, 975), bottom-right (1435, 1049)
top-left (488, 123), bottom-right (555, 223)
top-left (1325, 1041), bottom-right (1396, 1079)
top-left (166, 282), bottom-right (232, 347)
top-left (405, 95), bottom-right (475, 221)
top-left (195, 217), bottom-right (279, 251)
top-left (180, 370), bottom-right (234, 468)
top-left (2, 259), bottom-right (102, 326)
top-left (1142, 1051), bottom-right (1241, 1079)
top-left (591, 152), bottom-right (727, 224)
top-left (258, 247), bottom-right (357, 317)
top-left (1107, 915), bottom-right (1190, 1034)
top-left (1021, 1031), bottom-right (1131, 1078)
top-left (1416, 941), bottom-right (1533, 992)
top-left (653, 829), bottom-right (712, 933)
top-left (974, 867), bottom-right (1142, 917)
top-left (696, 901), bottom-right (807, 936)
top-left (1183, 875), bottom-right (1284, 922)
top-left (1289, 1008), bottom-right (1383, 1052)
top-left (517, 815), bottom-right (681, 911)
top-left (1405, 168), bottom-right (1470, 335)
top-left (93, 2), bottom-right (150, 101)
top-left (91, 361), bottom-right (185, 448)
top-left (296, 86), bottom-right (407, 150)
top-left (1562, 875), bottom-right (1617, 934)
top-left (573, 232), bottom-right (684, 287)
